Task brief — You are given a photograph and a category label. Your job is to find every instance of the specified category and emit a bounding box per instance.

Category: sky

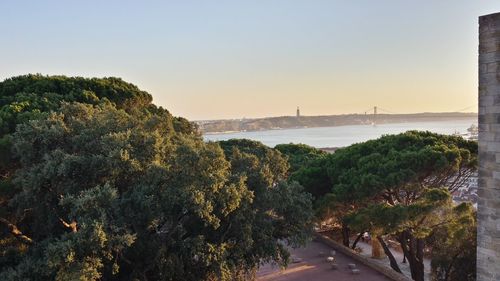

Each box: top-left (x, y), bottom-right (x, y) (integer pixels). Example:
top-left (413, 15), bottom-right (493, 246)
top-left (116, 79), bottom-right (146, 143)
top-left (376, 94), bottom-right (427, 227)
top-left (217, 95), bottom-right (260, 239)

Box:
top-left (1, 1), bottom-right (499, 120)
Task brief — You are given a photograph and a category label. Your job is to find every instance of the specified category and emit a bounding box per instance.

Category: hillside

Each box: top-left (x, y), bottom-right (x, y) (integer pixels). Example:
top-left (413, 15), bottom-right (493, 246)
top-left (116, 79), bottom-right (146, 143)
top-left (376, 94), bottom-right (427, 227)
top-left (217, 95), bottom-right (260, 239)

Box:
top-left (198, 112), bottom-right (477, 134)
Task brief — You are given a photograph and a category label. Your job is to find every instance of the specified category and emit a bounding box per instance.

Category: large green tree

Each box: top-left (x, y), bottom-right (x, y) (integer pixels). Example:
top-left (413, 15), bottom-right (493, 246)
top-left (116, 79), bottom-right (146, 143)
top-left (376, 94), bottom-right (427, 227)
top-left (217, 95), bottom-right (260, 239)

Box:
top-left (0, 76), bottom-right (199, 281)
top-left (218, 139), bottom-right (314, 259)
top-left (0, 75), bottom-right (313, 280)
top-left (0, 74), bottom-right (196, 178)
top-left (0, 75), bottom-right (197, 238)
top-left (332, 132), bottom-right (476, 281)
top-left (295, 131), bottom-right (477, 281)
top-left (0, 101), bottom-right (312, 280)
top-left (0, 75), bottom-right (197, 223)
top-left (1, 102), bottom-right (225, 280)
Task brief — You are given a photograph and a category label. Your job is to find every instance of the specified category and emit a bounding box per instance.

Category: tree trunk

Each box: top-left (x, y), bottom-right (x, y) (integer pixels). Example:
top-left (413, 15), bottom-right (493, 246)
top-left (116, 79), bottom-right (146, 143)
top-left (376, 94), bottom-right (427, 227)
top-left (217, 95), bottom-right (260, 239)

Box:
top-left (0, 217), bottom-right (33, 244)
top-left (398, 232), bottom-right (409, 264)
top-left (377, 236), bottom-right (402, 273)
top-left (372, 236), bottom-right (384, 258)
top-left (406, 231), bottom-right (425, 281)
top-left (351, 232), bottom-right (364, 249)
top-left (341, 222), bottom-right (350, 247)
top-left (444, 251), bottom-right (461, 281)
top-left (414, 238), bottom-right (425, 281)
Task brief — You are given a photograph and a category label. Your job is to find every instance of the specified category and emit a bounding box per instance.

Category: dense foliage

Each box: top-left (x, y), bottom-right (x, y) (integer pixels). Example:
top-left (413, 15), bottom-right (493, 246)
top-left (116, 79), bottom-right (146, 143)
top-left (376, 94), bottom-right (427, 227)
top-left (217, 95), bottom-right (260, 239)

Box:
top-left (0, 74), bottom-right (478, 281)
top-left (0, 74), bottom-right (195, 174)
top-left (294, 131), bottom-right (478, 281)
top-left (430, 203), bottom-right (476, 281)
top-left (274, 143), bottom-right (326, 174)
top-left (0, 75), bottom-right (313, 281)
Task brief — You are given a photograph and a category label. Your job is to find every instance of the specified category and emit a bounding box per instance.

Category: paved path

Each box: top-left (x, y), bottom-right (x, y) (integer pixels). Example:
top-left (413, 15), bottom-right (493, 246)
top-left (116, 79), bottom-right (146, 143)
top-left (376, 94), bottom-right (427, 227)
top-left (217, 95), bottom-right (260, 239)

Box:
top-left (256, 240), bottom-right (391, 281)
top-left (355, 240), bottom-right (430, 280)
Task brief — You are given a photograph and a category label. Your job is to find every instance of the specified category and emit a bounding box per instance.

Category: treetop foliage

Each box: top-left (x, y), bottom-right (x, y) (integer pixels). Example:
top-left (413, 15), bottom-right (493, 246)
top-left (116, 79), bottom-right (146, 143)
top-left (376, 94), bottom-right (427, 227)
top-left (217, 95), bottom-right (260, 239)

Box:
top-left (0, 74), bottom-right (196, 179)
top-left (274, 143), bottom-right (326, 174)
top-left (292, 130), bottom-right (478, 281)
top-left (326, 131), bottom-right (477, 203)
top-left (0, 74), bottom-right (196, 137)
top-left (0, 75), bottom-right (314, 281)
top-left (0, 74), bottom-right (152, 108)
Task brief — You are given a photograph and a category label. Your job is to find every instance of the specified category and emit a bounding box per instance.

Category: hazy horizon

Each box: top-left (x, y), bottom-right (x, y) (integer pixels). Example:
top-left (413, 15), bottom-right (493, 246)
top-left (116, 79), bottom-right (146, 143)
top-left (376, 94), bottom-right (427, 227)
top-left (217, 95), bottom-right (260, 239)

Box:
top-left (2, 1), bottom-right (499, 120)
top-left (195, 110), bottom-right (478, 122)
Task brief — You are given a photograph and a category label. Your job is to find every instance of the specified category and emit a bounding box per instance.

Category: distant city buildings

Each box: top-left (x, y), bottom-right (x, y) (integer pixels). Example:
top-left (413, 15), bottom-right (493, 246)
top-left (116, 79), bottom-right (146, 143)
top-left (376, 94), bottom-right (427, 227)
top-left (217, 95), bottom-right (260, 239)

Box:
top-left (467, 124), bottom-right (478, 140)
top-left (451, 172), bottom-right (478, 207)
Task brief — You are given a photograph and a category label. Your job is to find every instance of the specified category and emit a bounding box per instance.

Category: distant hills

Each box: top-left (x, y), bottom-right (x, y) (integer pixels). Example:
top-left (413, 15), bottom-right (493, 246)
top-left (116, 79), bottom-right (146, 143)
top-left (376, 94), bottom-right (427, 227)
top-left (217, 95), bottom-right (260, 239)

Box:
top-left (197, 112), bottom-right (477, 134)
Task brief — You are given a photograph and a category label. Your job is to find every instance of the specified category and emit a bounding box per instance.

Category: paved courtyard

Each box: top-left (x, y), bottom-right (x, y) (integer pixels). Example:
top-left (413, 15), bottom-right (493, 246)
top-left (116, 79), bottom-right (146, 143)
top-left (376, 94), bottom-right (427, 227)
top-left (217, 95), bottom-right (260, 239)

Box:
top-left (256, 240), bottom-right (391, 281)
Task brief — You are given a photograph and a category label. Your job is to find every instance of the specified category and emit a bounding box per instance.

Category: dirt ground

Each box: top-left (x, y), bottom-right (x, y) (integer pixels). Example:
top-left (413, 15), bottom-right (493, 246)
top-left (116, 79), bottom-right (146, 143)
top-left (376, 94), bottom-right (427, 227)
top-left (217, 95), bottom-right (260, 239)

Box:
top-left (256, 240), bottom-right (391, 281)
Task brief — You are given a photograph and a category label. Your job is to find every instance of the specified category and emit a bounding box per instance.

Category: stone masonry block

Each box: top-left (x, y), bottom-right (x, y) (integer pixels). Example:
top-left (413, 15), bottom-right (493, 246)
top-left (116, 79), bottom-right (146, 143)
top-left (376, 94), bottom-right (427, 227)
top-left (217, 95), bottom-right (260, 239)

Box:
top-left (478, 11), bottom-right (500, 281)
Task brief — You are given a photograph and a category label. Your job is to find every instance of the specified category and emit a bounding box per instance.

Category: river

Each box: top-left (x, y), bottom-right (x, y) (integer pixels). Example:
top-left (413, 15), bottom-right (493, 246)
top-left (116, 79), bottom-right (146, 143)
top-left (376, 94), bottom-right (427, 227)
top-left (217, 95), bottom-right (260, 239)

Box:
top-left (203, 118), bottom-right (478, 148)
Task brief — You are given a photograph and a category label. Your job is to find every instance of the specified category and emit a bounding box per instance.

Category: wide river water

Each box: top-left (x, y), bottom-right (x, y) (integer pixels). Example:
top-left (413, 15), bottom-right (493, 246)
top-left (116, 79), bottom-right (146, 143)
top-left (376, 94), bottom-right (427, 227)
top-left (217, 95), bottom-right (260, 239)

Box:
top-left (203, 118), bottom-right (478, 148)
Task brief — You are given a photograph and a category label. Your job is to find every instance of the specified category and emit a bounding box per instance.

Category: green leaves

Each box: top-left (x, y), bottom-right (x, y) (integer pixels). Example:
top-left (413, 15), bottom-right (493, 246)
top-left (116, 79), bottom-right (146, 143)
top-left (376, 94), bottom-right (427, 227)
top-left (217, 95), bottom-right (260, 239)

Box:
top-left (324, 131), bottom-right (477, 205)
top-left (297, 130), bottom-right (478, 279)
top-left (430, 203), bottom-right (476, 281)
top-left (274, 143), bottom-right (326, 173)
top-left (347, 188), bottom-right (451, 235)
top-left (217, 139), bottom-right (314, 262)
top-left (1, 97), bottom-right (313, 281)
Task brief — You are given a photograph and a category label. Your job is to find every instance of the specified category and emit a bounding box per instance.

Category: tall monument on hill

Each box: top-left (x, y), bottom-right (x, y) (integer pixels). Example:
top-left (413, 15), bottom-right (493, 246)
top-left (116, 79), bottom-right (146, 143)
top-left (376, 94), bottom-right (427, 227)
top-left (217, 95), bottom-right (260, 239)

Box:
top-left (478, 12), bottom-right (500, 281)
top-left (296, 106), bottom-right (300, 117)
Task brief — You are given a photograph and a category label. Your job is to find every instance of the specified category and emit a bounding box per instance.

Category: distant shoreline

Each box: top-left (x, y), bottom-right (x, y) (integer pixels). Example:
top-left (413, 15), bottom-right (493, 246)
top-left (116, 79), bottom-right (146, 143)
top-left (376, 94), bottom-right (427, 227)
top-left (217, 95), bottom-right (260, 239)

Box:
top-left (199, 112), bottom-right (477, 134)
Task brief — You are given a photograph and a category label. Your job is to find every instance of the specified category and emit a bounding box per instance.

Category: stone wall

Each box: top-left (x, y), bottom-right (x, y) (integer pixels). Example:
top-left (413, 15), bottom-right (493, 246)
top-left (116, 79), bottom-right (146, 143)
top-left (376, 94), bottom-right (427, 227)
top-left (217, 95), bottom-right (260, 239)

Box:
top-left (478, 11), bottom-right (500, 281)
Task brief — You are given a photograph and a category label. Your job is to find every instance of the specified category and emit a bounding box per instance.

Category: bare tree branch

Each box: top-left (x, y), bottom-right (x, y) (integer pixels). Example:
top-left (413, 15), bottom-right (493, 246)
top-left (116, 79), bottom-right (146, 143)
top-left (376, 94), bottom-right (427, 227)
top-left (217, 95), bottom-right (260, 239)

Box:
top-left (59, 217), bottom-right (78, 233)
top-left (0, 217), bottom-right (33, 244)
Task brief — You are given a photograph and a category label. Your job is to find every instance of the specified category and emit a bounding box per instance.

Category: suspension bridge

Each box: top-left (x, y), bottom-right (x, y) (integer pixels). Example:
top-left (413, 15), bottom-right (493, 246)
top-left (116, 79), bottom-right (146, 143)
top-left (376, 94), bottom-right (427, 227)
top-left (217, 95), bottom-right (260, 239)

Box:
top-left (355, 104), bottom-right (477, 125)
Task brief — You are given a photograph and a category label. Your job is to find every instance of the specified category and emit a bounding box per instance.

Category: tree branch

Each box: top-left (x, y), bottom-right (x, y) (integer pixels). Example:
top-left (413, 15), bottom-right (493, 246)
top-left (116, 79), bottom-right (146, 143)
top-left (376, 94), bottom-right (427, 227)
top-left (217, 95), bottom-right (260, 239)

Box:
top-left (59, 217), bottom-right (78, 233)
top-left (377, 236), bottom-right (402, 273)
top-left (0, 217), bottom-right (33, 244)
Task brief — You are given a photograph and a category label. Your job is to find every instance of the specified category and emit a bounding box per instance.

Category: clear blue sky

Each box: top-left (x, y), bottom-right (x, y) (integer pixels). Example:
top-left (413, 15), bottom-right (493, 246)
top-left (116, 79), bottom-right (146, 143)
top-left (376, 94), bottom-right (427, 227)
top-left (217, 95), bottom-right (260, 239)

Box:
top-left (1, 1), bottom-right (499, 120)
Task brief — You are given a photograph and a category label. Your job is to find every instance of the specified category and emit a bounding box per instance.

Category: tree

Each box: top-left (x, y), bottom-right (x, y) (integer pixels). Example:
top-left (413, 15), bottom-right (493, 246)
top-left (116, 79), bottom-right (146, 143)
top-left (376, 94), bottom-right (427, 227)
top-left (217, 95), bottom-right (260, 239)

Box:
top-left (290, 156), bottom-right (331, 202)
top-left (347, 188), bottom-right (452, 274)
top-left (0, 74), bottom-right (152, 111)
top-left (0, 74), bottom-right (197, 177)
top-left (0, 75), bottom-right (200, 278)
top-left (274, 143), bottom-right (326, 174)
top-left (0, 102), bottom-right (313, 280)
top-left (217, 139), bottom-right (314, 264)
top-left (430, 203), bottom-right (476, 281)
top-left (313, 131), bottom-right (477, 281)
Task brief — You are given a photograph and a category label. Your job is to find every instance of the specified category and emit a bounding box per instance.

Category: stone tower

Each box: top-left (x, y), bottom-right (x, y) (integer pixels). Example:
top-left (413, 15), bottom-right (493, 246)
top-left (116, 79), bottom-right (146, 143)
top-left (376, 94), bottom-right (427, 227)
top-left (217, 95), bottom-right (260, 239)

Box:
top-left (478, 12), bottom-right (500, 281)
top-left (296, 106), bottom-right (300, 118)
